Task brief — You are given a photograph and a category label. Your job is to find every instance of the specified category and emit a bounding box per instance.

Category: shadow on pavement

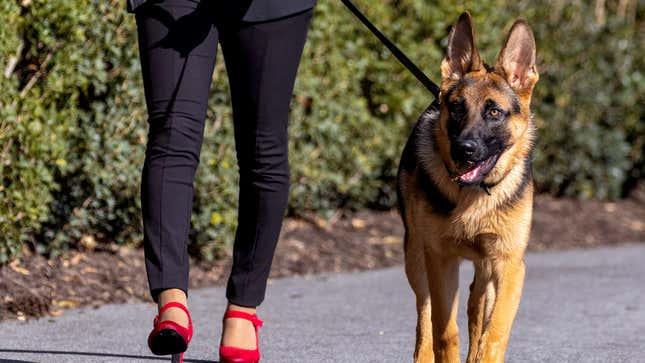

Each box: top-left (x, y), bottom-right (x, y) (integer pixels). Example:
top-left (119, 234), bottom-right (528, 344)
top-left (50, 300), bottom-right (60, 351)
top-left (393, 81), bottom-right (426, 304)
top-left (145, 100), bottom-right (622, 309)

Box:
top-left (0, 349), bottom-right (217, 363)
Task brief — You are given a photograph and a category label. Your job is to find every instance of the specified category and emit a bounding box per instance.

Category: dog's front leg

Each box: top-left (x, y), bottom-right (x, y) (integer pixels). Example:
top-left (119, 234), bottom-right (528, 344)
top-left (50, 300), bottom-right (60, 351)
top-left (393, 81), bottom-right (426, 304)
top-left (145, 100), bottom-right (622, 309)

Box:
top-left (465, 261), bottom-right (490, 363)
top-left (404, 230), bottom-right (434, 363)
top-left (426, 252), bottom-right (461, 363)
top-left (474, 257), bottom-right (525, 363)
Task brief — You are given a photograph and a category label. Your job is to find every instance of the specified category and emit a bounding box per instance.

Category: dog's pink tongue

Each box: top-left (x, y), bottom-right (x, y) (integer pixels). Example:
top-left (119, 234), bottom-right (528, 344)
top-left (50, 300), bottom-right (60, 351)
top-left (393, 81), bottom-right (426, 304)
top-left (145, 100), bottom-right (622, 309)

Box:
top-left (459, 164), bottom-right (482, 183)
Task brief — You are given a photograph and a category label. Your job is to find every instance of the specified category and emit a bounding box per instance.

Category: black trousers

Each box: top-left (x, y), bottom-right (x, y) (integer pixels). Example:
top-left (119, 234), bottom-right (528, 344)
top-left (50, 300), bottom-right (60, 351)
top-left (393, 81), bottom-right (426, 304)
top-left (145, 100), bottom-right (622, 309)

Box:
top-left (135, 0), bottom-right (312, 307)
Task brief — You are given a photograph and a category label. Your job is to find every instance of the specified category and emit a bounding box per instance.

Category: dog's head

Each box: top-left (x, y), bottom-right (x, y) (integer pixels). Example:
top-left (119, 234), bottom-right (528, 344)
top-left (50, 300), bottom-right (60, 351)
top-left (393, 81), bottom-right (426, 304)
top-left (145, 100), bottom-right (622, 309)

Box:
top-left (435, 12), bottom-right (538, 188)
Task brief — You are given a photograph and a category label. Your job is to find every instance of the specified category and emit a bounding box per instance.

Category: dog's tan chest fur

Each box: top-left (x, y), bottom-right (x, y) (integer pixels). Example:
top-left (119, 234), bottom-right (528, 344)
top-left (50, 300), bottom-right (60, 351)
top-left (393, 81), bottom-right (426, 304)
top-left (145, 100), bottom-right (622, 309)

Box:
top-left (403, 168), bottom-right (531, 261)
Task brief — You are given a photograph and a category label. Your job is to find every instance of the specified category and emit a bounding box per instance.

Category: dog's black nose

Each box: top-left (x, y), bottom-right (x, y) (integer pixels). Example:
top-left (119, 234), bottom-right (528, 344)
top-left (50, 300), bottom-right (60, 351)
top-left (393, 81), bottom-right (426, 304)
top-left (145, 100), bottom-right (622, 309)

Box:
top-left (452, 138), bottom-right (482, 163)
top-left (458, 140), bottom-right (478, 156)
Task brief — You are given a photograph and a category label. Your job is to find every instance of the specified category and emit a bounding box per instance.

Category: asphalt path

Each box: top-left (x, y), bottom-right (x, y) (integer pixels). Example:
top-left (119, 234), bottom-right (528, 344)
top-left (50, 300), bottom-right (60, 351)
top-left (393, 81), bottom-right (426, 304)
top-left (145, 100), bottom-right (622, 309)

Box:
top-left (0, 244), bottom-right (643, 363)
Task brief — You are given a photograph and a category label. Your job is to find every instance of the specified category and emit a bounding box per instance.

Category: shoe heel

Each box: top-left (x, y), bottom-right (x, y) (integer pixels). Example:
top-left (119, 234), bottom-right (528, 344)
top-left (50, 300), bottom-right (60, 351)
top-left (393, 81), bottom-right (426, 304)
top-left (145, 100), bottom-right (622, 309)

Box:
top-left (148, 302), bottom-right (193, 359)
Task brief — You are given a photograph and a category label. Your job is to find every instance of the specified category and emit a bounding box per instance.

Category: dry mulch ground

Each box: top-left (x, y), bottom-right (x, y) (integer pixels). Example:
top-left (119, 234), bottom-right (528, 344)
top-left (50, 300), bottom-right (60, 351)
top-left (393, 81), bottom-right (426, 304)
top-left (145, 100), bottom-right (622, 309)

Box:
top-left (1, 193), bottom-right (644, 322)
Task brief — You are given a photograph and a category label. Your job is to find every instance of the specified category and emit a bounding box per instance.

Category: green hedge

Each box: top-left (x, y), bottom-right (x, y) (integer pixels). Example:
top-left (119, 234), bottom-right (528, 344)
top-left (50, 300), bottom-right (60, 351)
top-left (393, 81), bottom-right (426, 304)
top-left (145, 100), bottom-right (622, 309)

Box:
top-left (1, 0), bottom-right (642, 262)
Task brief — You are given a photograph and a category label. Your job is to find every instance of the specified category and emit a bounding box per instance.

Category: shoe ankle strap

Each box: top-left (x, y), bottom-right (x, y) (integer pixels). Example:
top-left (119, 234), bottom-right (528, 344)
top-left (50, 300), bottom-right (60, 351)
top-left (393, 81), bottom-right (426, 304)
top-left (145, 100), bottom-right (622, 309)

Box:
top-left (223, 310), bottom-right (263, 328)
top-left (155, 301), bottom-right (193, 328)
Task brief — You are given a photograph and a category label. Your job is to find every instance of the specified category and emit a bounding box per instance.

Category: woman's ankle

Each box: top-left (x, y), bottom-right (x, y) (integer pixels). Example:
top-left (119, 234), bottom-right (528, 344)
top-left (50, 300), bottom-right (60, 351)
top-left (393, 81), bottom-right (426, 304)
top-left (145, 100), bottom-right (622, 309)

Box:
top-left (157, 288), bottom-right (189, 328)
top-left (158, 288), bottom-right (187, 306)
top-left (221, 302), bottom-right (260, 349)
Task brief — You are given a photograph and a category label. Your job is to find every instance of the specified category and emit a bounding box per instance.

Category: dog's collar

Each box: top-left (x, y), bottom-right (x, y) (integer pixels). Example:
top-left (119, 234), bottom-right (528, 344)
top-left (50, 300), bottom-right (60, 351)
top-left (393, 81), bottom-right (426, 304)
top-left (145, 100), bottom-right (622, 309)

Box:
top-left (479, 182), bottom-right (494, 195)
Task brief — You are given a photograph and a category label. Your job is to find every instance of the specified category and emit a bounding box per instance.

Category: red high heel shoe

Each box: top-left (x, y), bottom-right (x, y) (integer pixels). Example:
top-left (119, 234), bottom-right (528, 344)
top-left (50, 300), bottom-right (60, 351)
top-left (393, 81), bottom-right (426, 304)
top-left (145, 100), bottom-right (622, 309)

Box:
top-left (148, 301), bottom-right (193, 363)
top-left (219, 310), bottom-right (264, 363)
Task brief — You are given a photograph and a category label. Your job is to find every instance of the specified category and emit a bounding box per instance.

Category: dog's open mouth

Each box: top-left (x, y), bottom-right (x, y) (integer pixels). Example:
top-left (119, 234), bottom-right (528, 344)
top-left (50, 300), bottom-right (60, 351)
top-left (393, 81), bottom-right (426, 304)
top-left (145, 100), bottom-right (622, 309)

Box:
top-left (456, 154), bottom-right (499, 184)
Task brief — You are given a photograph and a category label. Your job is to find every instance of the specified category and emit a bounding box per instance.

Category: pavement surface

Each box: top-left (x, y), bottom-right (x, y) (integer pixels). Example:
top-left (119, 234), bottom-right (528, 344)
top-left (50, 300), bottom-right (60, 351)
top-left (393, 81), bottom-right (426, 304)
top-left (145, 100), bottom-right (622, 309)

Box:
top-left (0, 244), bottom-right (644, 363)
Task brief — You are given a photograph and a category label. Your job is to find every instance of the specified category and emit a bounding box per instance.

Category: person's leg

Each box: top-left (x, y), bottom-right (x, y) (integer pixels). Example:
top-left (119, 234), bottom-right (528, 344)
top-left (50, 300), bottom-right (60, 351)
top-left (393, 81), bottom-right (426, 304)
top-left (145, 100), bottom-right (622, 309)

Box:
top-left (136, 0), bottom-right (218, 325)
top-left (218, 8), bottom-right (314, 349)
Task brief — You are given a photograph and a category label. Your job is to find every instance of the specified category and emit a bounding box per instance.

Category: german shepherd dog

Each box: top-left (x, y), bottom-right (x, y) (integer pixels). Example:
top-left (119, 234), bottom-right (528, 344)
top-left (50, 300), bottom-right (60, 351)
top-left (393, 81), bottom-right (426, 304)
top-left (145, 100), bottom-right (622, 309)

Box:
top-left (397, 12), bottom-right (538, 363)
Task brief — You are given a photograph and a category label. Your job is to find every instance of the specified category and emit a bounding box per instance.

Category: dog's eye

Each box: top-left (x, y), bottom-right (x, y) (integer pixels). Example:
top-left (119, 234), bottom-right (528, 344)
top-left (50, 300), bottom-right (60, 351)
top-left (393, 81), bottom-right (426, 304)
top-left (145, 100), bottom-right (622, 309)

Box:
top-left (487, 108), bottom-right (503, 120)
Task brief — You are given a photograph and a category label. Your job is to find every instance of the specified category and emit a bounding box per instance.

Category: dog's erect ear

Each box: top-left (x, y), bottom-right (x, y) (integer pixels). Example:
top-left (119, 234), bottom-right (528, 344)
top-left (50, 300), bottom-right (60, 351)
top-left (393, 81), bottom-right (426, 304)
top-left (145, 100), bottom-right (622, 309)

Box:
top-left (495, 20), bottom-right (538, 92)
top-left (441, 12), bottom-right (483, 81)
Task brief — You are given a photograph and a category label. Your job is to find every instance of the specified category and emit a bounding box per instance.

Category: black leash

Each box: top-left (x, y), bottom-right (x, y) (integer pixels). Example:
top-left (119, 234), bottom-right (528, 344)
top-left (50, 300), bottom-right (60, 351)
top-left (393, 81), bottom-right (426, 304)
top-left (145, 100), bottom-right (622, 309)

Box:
top-left (340, 0), bottom-right (441, 99)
